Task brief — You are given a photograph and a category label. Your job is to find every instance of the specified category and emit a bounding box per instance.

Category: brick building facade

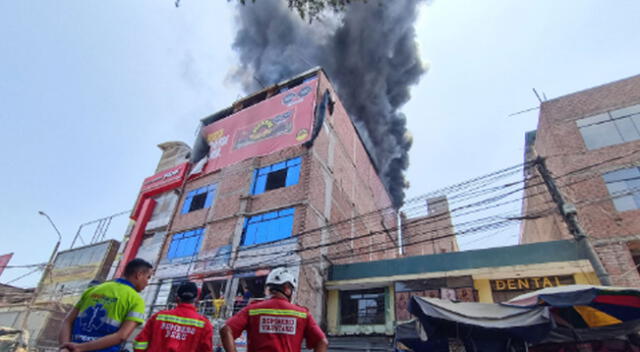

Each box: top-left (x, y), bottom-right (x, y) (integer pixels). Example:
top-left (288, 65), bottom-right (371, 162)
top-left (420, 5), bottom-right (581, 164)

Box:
top-left (521, 74), bottom-right (640, 287)
top-left (112, 68), bottom-right (457, 329)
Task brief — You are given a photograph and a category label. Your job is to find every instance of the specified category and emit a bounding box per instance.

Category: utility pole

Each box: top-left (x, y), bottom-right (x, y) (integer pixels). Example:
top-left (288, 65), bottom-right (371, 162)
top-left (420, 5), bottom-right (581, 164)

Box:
top-left (535, 157), bottom-right (612, 286)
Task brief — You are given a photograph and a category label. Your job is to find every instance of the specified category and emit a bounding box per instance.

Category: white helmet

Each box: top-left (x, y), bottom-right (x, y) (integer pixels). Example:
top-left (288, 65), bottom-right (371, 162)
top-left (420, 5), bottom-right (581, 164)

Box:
top-left (266, 267), bottom-right (297, 290)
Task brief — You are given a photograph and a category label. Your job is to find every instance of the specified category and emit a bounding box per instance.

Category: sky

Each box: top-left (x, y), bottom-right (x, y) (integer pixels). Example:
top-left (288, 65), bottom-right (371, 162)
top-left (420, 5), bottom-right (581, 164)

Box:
top-left (1, 0), bottom-right (639, 288)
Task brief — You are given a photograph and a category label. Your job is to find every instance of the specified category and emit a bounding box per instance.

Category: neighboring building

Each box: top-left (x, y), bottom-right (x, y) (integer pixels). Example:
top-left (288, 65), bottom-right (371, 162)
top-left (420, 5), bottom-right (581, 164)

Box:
top-left (111, 68), bottom-right (458, 330)
top-left (325, 240), bottom-right (598, 350)
top-left (520, 74), bottom-right (640, 287)
top-left (0, 284), bottom-right (33, 305)
top-left (402, 196), bottom-right (459, 256)
top-left (38, 240), bottom-right (119, 304)
top-left (0, 240), bottom-right (119, 349)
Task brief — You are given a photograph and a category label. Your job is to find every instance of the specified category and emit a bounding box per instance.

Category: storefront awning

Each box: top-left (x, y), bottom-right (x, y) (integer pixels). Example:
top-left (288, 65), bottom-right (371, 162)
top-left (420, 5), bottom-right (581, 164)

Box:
top-left (408, 296), bottom-right (552, 343)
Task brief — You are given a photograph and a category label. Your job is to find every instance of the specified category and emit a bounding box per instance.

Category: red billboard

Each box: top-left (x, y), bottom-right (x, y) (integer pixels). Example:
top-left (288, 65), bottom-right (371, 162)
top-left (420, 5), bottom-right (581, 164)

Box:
top-left (202, 77), bottom-right (319, 174)
top-left (0, 252), bottom-right (13, 279)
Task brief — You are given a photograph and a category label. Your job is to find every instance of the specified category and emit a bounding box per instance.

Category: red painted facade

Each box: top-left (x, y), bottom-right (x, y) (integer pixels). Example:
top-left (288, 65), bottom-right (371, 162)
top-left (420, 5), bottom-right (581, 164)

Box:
top-left (116, 197), bottom-right (157, 277)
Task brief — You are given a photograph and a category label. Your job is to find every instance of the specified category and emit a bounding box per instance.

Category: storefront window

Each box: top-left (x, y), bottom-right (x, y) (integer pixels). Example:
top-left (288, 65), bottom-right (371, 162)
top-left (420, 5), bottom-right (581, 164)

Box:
top-left (340, 288), bottom-right (386, 325)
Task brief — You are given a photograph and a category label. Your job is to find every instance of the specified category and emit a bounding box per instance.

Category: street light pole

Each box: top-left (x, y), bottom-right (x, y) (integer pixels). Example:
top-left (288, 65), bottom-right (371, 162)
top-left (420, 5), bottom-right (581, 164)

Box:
top-left (38, 211), bottom-right (63, 244)
top-left (37, 212), bottom-right (62, 283)
top-left (20, 211), bottom-right (63, 348)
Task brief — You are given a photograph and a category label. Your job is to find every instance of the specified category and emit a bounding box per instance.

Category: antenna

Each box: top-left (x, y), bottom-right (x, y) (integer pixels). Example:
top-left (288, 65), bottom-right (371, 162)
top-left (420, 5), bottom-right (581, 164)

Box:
top-left (508, 106), bottom-right (540, 117)
top-left (295, 53), bottom-right (314, 69)
top-left (508, 88), bottom-right (548, 117)
top-left (253, 75), bottom-right (266, 89)
top-left (532, 88), bottom-right (543, 103)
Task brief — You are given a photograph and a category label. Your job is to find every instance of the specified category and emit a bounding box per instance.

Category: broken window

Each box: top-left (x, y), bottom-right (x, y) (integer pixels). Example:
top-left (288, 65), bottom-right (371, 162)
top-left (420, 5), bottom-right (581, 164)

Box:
top-left (251, 157), bottom-right (301, 195)
top-left (241, 208), bottom-right (295, 246)
top-left (340, 288), bottom-right (386, 325)
top-left (182, 184), bottom-right (217, 214)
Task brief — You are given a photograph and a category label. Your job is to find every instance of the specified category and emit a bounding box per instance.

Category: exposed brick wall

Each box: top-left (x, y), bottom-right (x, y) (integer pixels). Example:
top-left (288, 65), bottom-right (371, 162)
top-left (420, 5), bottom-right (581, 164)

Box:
top-left (151, 69), bottom-right (458, 323)
top-left (521, 74), bottom-right (640, 286)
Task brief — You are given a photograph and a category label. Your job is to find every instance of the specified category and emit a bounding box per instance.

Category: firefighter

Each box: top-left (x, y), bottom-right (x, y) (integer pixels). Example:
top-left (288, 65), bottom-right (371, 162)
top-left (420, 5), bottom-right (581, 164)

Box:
top-left (58, 258), bottom-right (152, 352)
top-left (220, 267), bottom-right (329, 352)
top-left (133, 281), bottom-right (213, 352)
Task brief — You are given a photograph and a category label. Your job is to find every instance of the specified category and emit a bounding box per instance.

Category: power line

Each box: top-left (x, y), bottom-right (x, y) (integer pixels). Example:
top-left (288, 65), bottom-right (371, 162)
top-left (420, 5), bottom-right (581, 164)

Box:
top-left (3, 267), bottom-right (42, 286)
top-left (5, 151), bottom-right (639, 292)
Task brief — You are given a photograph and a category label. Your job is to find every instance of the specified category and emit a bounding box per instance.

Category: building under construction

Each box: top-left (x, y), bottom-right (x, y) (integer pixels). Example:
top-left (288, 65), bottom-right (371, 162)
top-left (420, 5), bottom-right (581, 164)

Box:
top-left (110, 68), bottom-right (458, 333)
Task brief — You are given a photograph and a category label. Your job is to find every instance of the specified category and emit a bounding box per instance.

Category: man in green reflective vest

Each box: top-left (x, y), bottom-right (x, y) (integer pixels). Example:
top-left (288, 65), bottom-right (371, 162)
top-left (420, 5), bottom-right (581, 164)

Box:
top-left (59, 258), bottom-right (153, 352)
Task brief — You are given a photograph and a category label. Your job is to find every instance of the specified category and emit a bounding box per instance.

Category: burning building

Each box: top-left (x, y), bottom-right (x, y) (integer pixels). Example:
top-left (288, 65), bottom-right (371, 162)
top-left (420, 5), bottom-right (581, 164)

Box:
top-left (111, 68), bottom-right (457, 330)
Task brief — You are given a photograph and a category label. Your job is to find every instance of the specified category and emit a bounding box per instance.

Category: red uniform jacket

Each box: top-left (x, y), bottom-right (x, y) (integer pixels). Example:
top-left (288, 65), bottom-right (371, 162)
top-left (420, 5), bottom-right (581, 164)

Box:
top-left (133, 303), bottom-right (213, 352)
top-left (225, 296), bottom-right (326, 352)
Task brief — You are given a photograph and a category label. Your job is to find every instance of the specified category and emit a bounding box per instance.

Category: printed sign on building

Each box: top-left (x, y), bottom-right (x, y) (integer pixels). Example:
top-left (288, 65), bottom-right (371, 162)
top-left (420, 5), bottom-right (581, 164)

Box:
top-left (490, 275), bottom-right (574, 291)
top-left (202, 78), bottom-right (319, 174)
top-left (37, 240), bottom-right (119, 303)
top-left (490, 275), bottom-right (575, 303)
top-left (140, 163), bottom-right (189, 195)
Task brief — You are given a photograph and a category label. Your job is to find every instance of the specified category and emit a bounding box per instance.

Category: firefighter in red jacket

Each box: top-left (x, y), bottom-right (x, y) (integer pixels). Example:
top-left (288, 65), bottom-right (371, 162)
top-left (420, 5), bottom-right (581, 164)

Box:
top-left (221, 267), bottom-right (329, 352)
top-left (133, 281), bottom-right (213, 352)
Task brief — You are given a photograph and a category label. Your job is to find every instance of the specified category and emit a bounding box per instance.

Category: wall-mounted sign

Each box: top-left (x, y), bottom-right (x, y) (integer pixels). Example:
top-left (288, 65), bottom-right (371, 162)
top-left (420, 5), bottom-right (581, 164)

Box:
top-left (491, 275), bottom-right (574, 292)
top-left (131, 162), bottom-right (189, 220)
top-left (37, 241), bottom-right (118, 303)
top-left (140, 162), bottom-right (189, 195)
top-left (201, 78), bottom-right (318, 174)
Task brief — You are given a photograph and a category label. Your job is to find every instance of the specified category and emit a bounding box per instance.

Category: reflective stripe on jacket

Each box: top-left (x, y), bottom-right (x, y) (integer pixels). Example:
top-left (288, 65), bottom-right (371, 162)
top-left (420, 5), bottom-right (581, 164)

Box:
top-left (133, 303), bottom-right (213, 352)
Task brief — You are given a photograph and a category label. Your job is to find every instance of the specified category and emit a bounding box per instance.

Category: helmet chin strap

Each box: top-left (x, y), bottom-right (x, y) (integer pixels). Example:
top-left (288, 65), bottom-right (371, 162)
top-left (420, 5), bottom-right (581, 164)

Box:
top-left (270, 285), bottom-right (293, 301)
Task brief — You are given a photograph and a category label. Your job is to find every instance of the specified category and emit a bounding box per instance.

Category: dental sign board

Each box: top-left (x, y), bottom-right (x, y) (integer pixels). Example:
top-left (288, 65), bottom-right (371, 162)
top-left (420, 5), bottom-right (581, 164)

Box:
top-left (491, 275), bottom-right (575, 291)
top-left (202, 77), bottom-right (318, 174)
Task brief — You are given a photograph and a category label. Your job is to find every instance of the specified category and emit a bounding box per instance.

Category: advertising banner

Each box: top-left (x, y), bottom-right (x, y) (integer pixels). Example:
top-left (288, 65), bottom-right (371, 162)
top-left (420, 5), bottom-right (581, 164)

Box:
top-left (0, 253), bottom-right (13, 279)
top-left (37, 241), bottom-right (118, 303)
top-left (202, 77), bottom-right (319, 174)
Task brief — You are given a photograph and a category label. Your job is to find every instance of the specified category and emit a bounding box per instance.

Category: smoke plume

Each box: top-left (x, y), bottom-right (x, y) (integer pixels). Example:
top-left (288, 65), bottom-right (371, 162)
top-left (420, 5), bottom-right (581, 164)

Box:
top-left (231, 0), bottom-right (427, 207)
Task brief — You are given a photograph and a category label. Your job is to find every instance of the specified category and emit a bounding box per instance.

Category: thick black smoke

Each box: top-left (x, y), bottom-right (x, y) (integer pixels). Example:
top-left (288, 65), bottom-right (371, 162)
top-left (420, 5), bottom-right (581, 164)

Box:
top-left (231, 0), bottom-right (427, 207)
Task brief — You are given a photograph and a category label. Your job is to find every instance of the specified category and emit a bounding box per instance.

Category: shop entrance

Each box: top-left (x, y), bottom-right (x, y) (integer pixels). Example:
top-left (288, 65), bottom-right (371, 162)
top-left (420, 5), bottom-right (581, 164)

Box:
top-left (234, 276), bottom-right (266, 313)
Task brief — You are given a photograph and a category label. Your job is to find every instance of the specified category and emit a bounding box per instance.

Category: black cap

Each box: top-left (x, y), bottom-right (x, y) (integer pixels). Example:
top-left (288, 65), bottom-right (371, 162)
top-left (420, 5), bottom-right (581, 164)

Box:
top-left (177, 282), bottom-right (198, 301)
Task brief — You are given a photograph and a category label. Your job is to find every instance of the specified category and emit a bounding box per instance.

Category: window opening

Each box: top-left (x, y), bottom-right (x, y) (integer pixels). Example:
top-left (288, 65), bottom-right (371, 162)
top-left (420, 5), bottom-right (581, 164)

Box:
top-left (199, 280), bottom-right (227, 318)
top-left (251, 157), bottom-right (301, 195)
top-left (182, 184), bottom-right (217, 214)
top-left (340, 288), bottom-right (386, 325)
top-left (265, 168), bottom-right (287, 191)
top-left (189, 193), bottom-right (207, 211)
top-left (234, 277), bottom-right (266, 313)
